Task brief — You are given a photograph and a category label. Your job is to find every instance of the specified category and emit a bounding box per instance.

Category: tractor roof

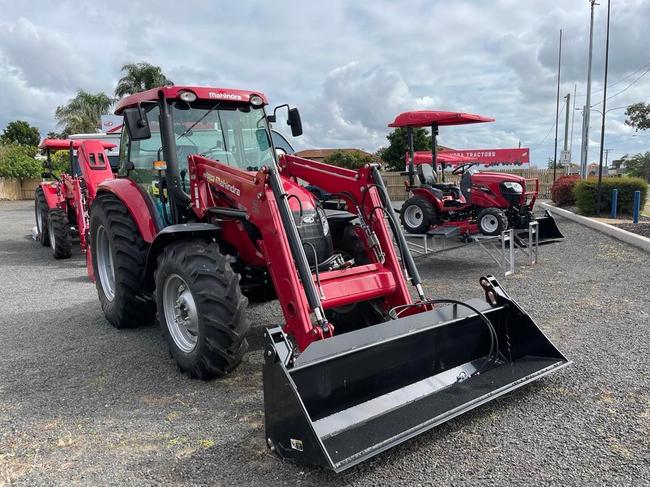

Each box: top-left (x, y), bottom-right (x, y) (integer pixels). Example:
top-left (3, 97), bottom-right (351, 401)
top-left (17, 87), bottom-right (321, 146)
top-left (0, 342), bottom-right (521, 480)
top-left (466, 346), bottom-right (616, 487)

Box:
top-left (114, 86), bottom-right (269, 114)
top-left (39, 139), bottom-right (117, 150)
top-left (388, 110), bottom-right (494, 128)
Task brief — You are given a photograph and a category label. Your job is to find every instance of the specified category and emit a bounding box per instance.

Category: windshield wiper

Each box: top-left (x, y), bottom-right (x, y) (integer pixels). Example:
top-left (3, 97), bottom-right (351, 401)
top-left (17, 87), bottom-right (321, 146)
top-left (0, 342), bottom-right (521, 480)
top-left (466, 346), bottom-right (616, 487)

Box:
top-left (177, 102), bottom-right (221, 140)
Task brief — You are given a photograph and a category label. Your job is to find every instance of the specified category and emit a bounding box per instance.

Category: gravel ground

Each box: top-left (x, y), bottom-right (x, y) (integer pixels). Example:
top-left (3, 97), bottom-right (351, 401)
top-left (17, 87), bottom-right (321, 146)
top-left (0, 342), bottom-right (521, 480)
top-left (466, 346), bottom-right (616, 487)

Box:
top-left (0, 200), bottom-right (648, 486)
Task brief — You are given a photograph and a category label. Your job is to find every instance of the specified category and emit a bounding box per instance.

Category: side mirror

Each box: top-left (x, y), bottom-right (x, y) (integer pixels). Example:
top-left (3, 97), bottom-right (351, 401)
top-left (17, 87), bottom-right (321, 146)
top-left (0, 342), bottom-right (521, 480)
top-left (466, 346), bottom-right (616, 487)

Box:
top-left (123, 106), bottom-right (151, 141)
top-left (123, 160), bottom-right (135, 171)
top-left (288, 108), bottom-right (303, 137)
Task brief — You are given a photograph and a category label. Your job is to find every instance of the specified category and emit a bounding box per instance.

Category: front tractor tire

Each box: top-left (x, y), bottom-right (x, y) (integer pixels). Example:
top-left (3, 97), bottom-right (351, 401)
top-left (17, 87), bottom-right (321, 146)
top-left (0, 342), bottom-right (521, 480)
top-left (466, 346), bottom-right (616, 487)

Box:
top-left (34, 187), bottom-right (50, 247)
top-left (400, 197), bottom-right (437, 234)
top-left (48, 208), bottom-right (72, 259)
top-left (90, 194), bottom-right (155, 329)
top-left (477, 207), bottom-right (508, 236)
top-left (155, 240), bottom-right (250, 379)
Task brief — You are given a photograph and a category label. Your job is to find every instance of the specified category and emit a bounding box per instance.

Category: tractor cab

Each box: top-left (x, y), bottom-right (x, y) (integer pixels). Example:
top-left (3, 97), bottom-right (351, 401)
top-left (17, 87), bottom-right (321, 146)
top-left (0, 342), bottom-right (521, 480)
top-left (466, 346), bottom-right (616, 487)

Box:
top-left (114, 86), bottom-right (302, 227)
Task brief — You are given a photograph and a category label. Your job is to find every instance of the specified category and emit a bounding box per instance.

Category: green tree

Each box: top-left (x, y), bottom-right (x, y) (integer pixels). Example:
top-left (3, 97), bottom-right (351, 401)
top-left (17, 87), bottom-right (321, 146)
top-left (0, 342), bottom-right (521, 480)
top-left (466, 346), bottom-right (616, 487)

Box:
top-left (0, 144), bottom-right (40, 179)
top-left (55, 90), bottom-right (113, 135)
top-left (1, 120), bottom-right (40, 146)
top-left (378, 127), bottom-right (431, 171)
top-left (115, 62), bottom-right (173, 98)
top-left (625, 103), bottom-right (650, 131)
top-left (323, 150), bottom-right (375, 169)
top-left (622, 152), bottom-right (650, 181)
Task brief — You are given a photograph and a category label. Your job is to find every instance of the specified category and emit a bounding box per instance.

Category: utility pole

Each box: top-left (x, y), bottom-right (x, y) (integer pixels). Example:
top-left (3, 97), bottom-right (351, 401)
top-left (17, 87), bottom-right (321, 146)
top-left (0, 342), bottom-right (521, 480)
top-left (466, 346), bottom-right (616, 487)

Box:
top-left (563, 93), bottom-right (571, 172)
top-left (596, 0), bottom-right (611, 214)
top-left (569, 83), bottom-right (577, 171)
top-left (580, 0), bottom-right (597, 179)
top-left (553, 29), bottom-right (562, 183)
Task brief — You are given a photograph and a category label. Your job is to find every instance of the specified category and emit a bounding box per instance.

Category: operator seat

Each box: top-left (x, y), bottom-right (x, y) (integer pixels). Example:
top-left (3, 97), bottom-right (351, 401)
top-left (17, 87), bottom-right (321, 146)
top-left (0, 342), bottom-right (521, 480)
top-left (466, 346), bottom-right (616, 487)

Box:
top-left (460, 171), bottom-right (472, 200)
top-left (417, 164), bottom-right (462, 200)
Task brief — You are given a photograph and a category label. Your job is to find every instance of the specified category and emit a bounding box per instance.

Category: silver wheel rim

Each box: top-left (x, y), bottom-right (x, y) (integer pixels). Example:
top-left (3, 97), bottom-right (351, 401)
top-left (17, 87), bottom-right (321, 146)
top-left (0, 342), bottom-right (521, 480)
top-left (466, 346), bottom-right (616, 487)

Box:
top-left (49, 219), bottom-right (56, 251)
top-left (162, 274), bottom-right (199, 353)
top-left (96, 225), bottom-right (116, 301)
top-left (403, 205), bottom-right (424, 229)
top-left (481, 214), bottom-right (499, 233)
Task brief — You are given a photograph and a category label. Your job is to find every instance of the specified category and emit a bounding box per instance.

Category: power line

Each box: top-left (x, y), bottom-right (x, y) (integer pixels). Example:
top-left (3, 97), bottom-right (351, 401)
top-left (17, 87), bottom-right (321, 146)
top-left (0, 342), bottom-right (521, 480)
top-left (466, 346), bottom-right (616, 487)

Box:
top-left (591, 66), bottom-right (650, 107)
top-left (575, 60), bottom-right (650, 97)
top-left (530, 103), bottom-right (566, 149)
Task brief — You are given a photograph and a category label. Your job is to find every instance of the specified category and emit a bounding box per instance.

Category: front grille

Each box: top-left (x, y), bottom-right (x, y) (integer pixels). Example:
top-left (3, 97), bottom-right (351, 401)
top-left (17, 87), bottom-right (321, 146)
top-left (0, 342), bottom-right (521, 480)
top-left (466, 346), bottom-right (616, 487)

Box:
top-left (500, 183), bottom-right (523, 205)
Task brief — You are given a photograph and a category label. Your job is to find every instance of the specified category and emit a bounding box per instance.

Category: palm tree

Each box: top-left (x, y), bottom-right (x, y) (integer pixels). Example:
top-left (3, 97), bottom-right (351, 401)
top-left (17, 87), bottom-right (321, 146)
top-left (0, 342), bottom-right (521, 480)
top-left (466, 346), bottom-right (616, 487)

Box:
top-left (115, 62), bottom-right (173, 98)
top-left (54, 90), bottom-right (114, 135)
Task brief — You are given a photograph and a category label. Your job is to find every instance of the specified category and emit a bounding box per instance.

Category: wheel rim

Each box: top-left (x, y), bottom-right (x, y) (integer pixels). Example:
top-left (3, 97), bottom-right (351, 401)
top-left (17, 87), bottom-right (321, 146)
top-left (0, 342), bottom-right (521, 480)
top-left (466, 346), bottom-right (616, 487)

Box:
top-left (481, 214), bottom-right (499, 233)
top-left (403, 205), bottom-right (424, 229)
top-left (49, 219), bottom-right (56, 251)
top-left (162, 274), bottom-right (199, 353)
top-left (96, 225), bottom-right (116, 301)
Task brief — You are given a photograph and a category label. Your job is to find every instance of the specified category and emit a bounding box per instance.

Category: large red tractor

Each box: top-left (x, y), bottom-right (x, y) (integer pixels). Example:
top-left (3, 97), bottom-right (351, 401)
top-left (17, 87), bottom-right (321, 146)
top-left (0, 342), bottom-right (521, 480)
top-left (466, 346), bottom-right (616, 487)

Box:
top-left (34, 139), bottom-right (117, 261)
top-left (395, 111), bottom-right (564, 242)
top-left (86, 86), bottom-right (568, 471)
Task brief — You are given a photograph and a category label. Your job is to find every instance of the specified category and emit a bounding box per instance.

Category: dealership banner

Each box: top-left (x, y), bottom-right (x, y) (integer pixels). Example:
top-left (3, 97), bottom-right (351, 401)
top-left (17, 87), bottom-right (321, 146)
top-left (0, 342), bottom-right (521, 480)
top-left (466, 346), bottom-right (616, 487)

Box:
top-left (440, 148), bottom-right (530, 166)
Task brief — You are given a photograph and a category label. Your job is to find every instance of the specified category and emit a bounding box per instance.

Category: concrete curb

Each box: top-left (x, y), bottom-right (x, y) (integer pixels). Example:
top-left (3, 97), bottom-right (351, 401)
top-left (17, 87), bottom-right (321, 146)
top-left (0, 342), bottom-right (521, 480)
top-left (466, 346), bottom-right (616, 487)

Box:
top-left (540, 202), bottom-right (650, 253)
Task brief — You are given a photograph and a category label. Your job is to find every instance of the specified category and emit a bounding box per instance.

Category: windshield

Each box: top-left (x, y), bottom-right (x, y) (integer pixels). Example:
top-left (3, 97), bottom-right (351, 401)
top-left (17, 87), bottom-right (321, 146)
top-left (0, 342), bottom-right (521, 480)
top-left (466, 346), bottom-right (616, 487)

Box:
top-left (171, 101), bottom-right (274, 172)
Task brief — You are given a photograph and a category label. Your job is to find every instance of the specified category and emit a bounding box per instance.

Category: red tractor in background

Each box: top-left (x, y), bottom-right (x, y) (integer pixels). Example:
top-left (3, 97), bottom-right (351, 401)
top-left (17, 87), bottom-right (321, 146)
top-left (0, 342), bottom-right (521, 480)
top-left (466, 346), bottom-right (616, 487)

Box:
top-left (395, 110), bottom-right (564, 242)
top-left (34, 139), bottom-right (117, 261)
top-left (81, 86), bottom-right (567, 471)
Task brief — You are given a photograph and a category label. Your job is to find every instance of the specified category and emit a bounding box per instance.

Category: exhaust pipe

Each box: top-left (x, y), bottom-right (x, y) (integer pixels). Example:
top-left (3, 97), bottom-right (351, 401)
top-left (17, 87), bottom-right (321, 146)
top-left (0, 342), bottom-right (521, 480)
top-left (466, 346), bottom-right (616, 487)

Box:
top-left (263, 276), bottom-right (569, 471)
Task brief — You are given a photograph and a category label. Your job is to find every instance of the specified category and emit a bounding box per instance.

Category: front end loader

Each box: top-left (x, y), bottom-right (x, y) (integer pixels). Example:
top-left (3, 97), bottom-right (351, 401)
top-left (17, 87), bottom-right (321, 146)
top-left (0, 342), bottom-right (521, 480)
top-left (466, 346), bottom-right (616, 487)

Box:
top-left (89, 86), bottom-right (569, 471)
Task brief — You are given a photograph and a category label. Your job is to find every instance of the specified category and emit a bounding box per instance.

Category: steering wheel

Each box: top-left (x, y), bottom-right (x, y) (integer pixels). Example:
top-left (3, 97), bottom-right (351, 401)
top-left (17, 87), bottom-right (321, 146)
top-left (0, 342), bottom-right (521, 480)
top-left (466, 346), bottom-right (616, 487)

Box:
top-left (452, 163), bottom-right (474, 175)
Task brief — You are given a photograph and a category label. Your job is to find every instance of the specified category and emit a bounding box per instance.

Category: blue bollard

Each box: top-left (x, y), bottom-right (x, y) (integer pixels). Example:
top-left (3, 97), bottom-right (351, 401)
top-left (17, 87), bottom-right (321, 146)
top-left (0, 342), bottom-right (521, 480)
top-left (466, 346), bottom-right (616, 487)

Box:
top-left (633, 190), bottom-right (641, 224)
top-left (610, 189), bottom-right (618, 219)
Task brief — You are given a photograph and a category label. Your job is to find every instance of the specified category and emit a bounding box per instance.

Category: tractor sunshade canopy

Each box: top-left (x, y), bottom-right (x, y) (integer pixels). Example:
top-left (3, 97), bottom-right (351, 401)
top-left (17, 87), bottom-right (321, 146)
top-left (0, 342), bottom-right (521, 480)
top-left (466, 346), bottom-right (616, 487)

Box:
top-left (39, 139), bottom-right (116, 150)
top-left (263, 276), bottom-right (569, 472)
top-left (413, 151), bottom-right (476, 165)
top-left (389, 110), bottom-right (495, 128)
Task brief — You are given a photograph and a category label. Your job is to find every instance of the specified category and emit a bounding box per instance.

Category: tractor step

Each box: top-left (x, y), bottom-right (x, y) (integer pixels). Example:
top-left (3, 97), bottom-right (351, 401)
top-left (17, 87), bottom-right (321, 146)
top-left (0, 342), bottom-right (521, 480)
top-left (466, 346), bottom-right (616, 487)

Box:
top-left (427, 226), bottom-right (460, 238)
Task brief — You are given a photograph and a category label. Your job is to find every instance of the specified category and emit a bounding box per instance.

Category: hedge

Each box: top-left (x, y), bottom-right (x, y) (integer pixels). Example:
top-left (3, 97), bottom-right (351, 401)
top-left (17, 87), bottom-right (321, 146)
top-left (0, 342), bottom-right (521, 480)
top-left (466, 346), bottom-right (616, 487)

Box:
top-left (573, 177), bottom-right (648, 215)
top-left (551, 175), bottom-right (580, 206)
top-left (0, 144), bottom-right (41, 179)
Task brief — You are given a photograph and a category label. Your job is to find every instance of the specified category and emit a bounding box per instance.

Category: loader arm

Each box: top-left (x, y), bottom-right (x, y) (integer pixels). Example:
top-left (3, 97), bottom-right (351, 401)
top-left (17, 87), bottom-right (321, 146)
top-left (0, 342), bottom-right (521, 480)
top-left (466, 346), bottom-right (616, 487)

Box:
top-left (188, 154), bottom-right (422, 351)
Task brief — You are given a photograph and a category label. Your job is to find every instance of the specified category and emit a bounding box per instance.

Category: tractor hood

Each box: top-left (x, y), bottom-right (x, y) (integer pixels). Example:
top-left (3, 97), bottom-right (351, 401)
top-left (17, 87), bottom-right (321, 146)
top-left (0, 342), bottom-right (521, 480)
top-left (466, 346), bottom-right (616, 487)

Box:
top-left (471, 171), bottom-right (525, 185)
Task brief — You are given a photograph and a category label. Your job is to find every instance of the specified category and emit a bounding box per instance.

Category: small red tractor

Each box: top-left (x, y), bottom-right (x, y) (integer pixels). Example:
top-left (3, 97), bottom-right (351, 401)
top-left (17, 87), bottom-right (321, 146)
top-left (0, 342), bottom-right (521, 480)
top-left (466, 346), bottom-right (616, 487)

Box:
top-left (394, 111), bottom-right (564, 242)
top-left (34, 139), bottom-right (117, 262)
top-left (85, 86), bottom-right (568, 471)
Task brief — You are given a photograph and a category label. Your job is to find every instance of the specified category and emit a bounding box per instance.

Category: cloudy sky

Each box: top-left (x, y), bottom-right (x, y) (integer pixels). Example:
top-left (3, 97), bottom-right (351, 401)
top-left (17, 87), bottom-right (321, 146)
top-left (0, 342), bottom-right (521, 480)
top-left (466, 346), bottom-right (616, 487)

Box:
top-left (1, 0), bottom-right (649, 166)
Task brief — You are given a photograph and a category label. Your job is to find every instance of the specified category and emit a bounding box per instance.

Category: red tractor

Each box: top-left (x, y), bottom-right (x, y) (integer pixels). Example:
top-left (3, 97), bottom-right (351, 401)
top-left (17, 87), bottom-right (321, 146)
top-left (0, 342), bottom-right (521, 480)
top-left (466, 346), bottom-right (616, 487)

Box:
top-left (85, 86), bottom-right (568, 471)
top-left (34, 139), bottom-right (117, 262)
top-left (395, 111), bottom-right (564, 242)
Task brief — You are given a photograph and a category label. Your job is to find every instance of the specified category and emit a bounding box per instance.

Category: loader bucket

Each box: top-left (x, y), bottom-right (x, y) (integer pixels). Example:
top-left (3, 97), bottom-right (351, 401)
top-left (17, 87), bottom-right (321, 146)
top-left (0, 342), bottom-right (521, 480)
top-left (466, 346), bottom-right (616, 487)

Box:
top-left (263, 276), bottom-right (569, 472)
top-left (517, 210), bottom-right (565, 246)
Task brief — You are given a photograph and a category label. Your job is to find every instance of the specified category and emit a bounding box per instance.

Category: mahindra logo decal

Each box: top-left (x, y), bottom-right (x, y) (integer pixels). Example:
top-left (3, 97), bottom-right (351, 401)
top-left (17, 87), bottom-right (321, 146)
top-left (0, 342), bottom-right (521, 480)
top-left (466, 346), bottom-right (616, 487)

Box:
top-left (208, 92), bottom-right (243, 101)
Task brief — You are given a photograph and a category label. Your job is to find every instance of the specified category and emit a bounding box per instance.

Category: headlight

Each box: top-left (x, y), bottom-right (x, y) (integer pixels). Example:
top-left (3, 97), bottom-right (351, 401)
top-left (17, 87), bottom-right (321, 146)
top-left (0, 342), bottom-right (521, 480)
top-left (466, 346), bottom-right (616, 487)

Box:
top-left (503, 182), bottom-right (523, 193)
top-left (179, 91), bottom-right (197, 102)
top-left (317, 207), bottom-right (330, 236)
top-left (249, 94), bottom-right (264, 107)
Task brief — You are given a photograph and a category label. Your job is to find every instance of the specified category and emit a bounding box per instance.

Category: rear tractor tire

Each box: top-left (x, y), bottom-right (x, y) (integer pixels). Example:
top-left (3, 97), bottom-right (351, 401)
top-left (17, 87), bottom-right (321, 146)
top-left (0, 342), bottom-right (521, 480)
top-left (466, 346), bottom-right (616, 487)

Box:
top-left (90, 194), bottom-right (155, 329)
top-left (477, 208), bottom-right (508, 236)
top-left (34, 187), bottom-right (50, 247)
top-left (155, 240), bottom-right (250, 379)
top-left (400, 197), bottom-right (437, 234)
top-left (48, 208), bottom-right (72, 259)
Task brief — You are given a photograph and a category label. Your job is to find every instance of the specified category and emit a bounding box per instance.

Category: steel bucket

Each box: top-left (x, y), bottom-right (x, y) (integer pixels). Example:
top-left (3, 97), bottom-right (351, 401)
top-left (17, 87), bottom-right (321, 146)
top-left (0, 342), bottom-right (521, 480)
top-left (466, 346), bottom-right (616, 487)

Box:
top-left (263, 276), bottom-right (569, 471)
